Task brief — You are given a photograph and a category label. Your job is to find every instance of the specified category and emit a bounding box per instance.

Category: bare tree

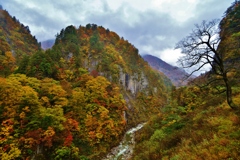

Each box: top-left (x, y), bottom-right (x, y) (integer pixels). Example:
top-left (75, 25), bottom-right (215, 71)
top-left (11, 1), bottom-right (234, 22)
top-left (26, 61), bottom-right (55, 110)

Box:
top-left (175, 19), bottom-right (238, 110)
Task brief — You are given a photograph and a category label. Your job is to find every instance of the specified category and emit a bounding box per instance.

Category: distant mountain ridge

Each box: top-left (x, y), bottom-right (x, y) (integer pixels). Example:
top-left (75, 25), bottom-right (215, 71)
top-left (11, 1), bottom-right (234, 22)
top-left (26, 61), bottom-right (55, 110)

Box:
top-left (41, 39), bottom-right (54, 50)
top-left (143, 54), bottom-right (188, 86)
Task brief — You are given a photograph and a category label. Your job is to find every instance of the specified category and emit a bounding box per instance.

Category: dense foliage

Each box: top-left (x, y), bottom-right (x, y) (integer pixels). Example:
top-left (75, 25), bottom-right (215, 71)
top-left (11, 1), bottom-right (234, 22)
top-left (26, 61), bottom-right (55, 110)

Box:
top-left (0, 9), bottom-right (40, 58)
top-left (0, 7), bottom-right (171, 159)
top-left (1, 1), bottom-right (240, 159)
top-left (132, 86), bottom-right (240, 159)
top-left (132, 1), bottom-right (240, 159)
top-left (0, 74), bottom-right (127, 159)
top-left (219, 0), bottom-right (240, 79)
top-left (15, 24), bottom-right (171, 127)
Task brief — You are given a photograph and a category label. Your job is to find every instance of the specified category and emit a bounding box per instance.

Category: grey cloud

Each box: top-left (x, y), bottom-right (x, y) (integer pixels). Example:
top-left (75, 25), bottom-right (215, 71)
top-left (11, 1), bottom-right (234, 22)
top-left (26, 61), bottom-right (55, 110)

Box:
top-left (86, 7), bottom-right (179, 54)
top-left (196, 1), bottom-right (231, 20)
top-left (1, 0), bottom-right (233, 65)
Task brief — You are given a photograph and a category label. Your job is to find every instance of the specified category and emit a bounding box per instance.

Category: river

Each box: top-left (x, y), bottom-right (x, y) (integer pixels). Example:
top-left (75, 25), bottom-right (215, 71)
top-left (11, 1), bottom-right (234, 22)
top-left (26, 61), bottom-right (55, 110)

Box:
top-left (102, 123), bottom-right (146, 160)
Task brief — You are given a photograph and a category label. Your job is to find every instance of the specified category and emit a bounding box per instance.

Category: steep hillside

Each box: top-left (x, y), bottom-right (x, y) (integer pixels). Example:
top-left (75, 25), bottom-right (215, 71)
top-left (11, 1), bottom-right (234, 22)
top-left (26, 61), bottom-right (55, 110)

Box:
top-left (143, 54), bottom-right (188, 86)
top-left (20, 24), bottom-right (172, 127)
top-left (0, 22), bottom-right (172, 159)
top-left (0, 8), bottom-right (40, 57)
top-left (218, 1), bottom-right (240, 80)
top-left (0, 7), bottom-right (40, 77)
top-left (132, 2), bottom-right (240, 159)
top-left (133, 86), bottom-right (240, 159)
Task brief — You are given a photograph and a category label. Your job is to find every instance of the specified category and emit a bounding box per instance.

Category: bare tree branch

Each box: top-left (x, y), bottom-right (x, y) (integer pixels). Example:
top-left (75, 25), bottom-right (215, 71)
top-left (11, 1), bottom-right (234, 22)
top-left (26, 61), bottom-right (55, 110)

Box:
top-left (175, 19), bottom-right (238, 110)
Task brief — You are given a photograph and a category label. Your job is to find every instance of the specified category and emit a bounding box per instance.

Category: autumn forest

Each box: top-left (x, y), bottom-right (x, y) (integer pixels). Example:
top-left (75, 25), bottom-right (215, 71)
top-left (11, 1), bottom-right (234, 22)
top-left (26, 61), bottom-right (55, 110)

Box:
top-left (0, 1), bottom-right (240, 160)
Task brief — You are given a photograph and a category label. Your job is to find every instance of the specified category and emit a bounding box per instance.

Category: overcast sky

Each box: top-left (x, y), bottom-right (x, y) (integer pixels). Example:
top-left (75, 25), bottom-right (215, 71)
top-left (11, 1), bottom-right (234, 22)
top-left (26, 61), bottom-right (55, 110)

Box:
top-left (1, 0), bottom-right (232, 68)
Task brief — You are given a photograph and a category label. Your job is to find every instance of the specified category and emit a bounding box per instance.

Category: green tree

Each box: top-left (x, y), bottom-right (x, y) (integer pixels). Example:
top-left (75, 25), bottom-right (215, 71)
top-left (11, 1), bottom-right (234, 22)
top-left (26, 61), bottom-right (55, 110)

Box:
top-left (16, 54), bottom-right (30, 74)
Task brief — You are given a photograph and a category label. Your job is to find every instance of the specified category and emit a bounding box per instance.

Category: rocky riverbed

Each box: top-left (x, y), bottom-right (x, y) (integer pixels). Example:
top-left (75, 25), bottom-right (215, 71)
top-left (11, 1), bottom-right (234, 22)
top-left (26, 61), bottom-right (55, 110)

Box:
top-left (102, 123), bottom-right (146, 160)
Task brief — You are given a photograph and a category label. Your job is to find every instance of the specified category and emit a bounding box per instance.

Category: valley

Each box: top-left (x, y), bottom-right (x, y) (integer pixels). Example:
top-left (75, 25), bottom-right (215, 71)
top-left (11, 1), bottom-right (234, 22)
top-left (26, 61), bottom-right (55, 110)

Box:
top-left (0, 1), bottom-right (240, 160)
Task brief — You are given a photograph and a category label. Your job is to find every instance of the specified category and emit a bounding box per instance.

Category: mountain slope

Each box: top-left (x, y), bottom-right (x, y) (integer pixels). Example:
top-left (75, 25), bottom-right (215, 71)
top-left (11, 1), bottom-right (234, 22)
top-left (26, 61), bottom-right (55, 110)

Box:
top-left (218, 1), bottom-right (240, 79)
top-left (0, 8), bottom-right (40, 57)
top-left (0, 7), bottom-right (40, 77)
top-left (43, 24), bottom-right (172, 125)
top-left (2, 23), bottom-right (172, 159)
top-left (132, 2), bottom-right (240, 159)
top-left (143, 54), bottom-right (188, 86)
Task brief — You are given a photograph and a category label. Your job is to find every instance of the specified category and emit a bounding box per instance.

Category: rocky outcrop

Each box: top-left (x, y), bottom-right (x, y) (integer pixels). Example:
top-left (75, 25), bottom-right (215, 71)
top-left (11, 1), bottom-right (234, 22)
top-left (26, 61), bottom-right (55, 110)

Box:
top-left (119, 70), bottom-right (149, 94)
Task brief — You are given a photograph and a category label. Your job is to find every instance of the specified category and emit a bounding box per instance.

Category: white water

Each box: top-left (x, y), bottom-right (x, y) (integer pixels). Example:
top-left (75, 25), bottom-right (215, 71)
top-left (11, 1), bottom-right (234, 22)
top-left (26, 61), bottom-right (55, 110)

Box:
top-left (102, 123), bottom-right (146, 160)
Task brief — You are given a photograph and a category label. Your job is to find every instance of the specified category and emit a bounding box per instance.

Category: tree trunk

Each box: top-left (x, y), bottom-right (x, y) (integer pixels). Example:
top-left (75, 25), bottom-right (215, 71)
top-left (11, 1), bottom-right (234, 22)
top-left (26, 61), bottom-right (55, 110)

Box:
top-left (223, 73), bottom-right (238, 110)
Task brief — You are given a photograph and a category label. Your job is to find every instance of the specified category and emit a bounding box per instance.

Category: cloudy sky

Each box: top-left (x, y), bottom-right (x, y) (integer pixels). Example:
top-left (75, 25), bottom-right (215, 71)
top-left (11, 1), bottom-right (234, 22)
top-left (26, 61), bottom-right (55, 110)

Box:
top-left (1, 0), bottom-right (232, 68)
